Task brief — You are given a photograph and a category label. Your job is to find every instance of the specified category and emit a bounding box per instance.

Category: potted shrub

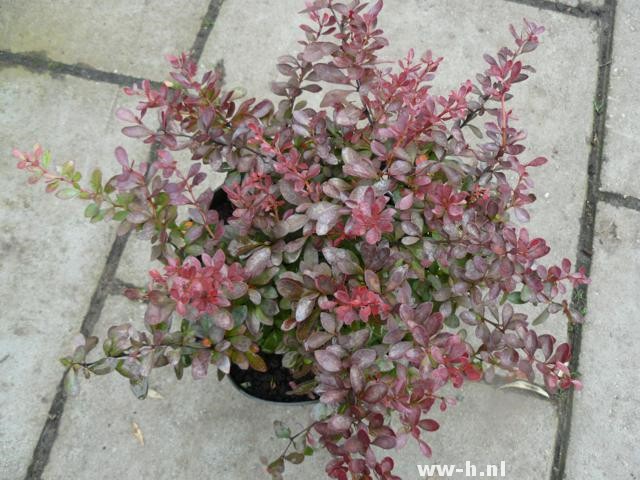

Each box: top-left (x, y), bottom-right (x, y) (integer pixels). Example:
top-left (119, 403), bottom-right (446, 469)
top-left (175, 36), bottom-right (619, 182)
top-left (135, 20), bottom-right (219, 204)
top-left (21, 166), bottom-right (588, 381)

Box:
top-left (14, 1), bottom-right (587, 478)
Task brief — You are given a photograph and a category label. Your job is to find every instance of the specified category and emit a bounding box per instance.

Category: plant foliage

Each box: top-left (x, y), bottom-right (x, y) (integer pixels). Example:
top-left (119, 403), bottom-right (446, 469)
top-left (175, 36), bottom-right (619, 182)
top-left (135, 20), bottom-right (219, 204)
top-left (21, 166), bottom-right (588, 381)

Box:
top-left (15, 1), bottom-right (587, 478)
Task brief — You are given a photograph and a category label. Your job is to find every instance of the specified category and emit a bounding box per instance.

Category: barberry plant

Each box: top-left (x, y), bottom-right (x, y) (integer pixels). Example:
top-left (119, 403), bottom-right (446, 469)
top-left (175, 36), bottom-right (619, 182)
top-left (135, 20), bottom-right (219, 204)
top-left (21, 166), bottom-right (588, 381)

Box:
top-left (14, 1), bottom-right (587, 478)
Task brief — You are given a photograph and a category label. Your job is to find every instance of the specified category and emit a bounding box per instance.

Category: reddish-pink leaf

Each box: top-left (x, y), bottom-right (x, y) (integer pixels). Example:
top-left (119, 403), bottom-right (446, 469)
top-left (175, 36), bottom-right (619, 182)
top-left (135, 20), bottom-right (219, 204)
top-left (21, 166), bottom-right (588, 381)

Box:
top-left (114, 146), bottom-right (129, 167)
top-left (336, 105), bottom-right (362, 126)
top-left (303, 42), bottom-right (339, 62)
top-left (328, 414), bottom-right (352, 432)
top-left (313, 63), bottom-right (349, 84)
top-left (418, 440), bottom-right (433, 458)
top-left (121, 125), bottom-right (151, 138)
top-left (191, 350), bottom-right (211, 380)
top-left (305, 331), bottom-right (333, 350)
top-left (418, 419), bottom-right (440, 432)
top-left (363, 383), bottom-right (387, 403)
top-left (373, 435), bottom-right (396, 449)
top-left (351, 349), bottom-right (376, 368)
top-left (342, 148), bottom-right (378, 179)
top-left (314, 350), bottom-right (342, 372)
top-left (320, 89), bottom-right (352, 108)
top-left (350, 365), bottom-right (364, 393)
top-left (115, 107), bottom-right (137, 123)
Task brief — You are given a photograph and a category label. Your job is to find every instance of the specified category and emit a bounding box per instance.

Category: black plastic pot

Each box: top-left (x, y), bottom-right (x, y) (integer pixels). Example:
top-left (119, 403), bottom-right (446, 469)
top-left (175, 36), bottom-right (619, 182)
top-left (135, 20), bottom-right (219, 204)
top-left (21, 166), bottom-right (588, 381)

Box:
top-left (211, 187), bottom-right (234, 222)
top-left (228, 352), bottom-right (318, 405)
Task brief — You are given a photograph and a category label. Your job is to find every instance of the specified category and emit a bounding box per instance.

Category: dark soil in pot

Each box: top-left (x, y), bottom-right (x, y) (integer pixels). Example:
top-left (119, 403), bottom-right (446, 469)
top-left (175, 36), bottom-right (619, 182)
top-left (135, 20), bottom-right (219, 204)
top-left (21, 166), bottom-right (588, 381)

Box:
top-left (211, 187), bottom-right (234, 222)
top-left (228, 352), bottom-right (318, 404)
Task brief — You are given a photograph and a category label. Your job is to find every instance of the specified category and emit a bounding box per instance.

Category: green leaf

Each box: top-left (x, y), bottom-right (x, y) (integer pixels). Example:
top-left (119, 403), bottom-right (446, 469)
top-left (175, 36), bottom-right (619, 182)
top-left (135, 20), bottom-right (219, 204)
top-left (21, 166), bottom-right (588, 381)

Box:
top-left (61, 160), bottom-right (75, 178)
top-left (45, 180), bottom-right (60, 194)
top-left (273, 420), bottom-right (291, 439)
top-left (90, 209), bottom-right (105, 223)
top-left (89, 357), bottom-right (117, 375)
top-left (303, 446), bottom-right (314, 456)
top-left (115, 192), bottom-right (134, 205)
top-left (130, 378), bottom-right (149, 399)
top-left (467, 124), bottom-right (483, 139)
top-left (261, 329), bottom-right (282, 353)
top-left (42, 151), bottom-right (52, 169)
top-left (90, 169), bottom-right (102, 192)
top-left (154, 192), bottom-right (169, 206)
top-left (507, 292), bottom-right (525, 304)
top-left (113, 210), bottom-right (129, 222)
top-left (532, 307), bottom-right (550, 326)
top-left (267, 457), bottom-right (285, 477)
top-left (311, 402), bottom-right (331, 421)
top-left (72, 346), bottom-right (86, 363)
top-left (64, 369), bottom-right (80, 396)
top-left (184, 244), bottom-right (204, 256)
top-left (56, 187), bottom-right (79, 200)
top-left (246, 351), bottom-right (268, 372)
top-left (232, 305), bottom-right (248, 325)
top-left (59, 356), bottom-right (72, 368)
top-left (521, 285), bottom-right (533, 302)
top-left (285, 452), bottom-right (305, 464)
top-left (444, 314), bottom-right (460, 329)
top-left (262, 286), bottom-right (278, 300)
top-left (174, 362), bottom-right (184, 380)
top-left (84, 203), bottom-right (100, 218)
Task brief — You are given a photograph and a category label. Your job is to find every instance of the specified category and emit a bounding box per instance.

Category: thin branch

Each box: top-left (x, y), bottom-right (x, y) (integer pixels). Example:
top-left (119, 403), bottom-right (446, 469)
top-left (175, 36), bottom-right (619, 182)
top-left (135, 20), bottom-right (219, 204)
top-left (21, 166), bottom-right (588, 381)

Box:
top-left (356, 80), bottom-right (375, 129)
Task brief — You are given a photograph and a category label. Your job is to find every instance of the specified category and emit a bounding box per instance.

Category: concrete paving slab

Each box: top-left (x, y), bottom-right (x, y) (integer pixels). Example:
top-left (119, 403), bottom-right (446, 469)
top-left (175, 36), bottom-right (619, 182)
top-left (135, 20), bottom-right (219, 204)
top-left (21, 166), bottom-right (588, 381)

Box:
top-left (393, 385), bottom-right (557, 479)
top-left (202, 0), bottom-right (598, 340)
top-left (565, 202), bottom-right (640, 478)
top-left (0, 0), bottom-right (210, 81)
top-left (0, 68), bottom-right (149, 479)
top-left (115, 236), bottom-right (155, 288)
top-left (601, 0), bottom-right (640, 198)
top-left (200, 0), bottom-right (302, 100)
top-left (45, 296), bottom-right (557, 480)
top-left (562, 0), bottom-right (606, 7)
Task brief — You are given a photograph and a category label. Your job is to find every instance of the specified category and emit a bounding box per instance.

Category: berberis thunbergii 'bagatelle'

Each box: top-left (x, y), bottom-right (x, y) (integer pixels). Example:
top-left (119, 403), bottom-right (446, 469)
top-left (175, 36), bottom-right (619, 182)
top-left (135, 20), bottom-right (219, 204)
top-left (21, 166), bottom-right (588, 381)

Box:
top-left (14, 1), bottom-right (587, 478)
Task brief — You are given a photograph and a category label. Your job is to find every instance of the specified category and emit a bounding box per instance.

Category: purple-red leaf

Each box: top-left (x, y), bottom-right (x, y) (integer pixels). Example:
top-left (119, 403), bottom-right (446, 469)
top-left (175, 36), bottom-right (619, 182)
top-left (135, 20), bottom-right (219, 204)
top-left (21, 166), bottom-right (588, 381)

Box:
top-left (314, 350), bottom-right (342, 372)
top-left (303, 42), bottom-right (339, 62)
top-left (363, 383), bottom-right (387, 403)
top-left (313, 63), bottom-right (350, 84)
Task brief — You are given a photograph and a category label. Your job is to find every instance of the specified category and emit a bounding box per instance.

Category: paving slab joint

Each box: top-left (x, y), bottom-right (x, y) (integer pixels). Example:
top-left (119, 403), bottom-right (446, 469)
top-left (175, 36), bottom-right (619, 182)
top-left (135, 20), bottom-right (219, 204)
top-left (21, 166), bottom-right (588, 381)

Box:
top-left (24, 232), bottom-right (131, 479)
top-left (0, 50), bottom-right (161, 88)
top-left (597, 190), bottom-right (640, 212)
top-left (0, 3), bottom-right (224, 91)
top-left (549, 1), bottom-right (617, 479)
top-left (503, 0), bottom-right (609, 18)
top-left (190, 0), bottom-right (225, 62)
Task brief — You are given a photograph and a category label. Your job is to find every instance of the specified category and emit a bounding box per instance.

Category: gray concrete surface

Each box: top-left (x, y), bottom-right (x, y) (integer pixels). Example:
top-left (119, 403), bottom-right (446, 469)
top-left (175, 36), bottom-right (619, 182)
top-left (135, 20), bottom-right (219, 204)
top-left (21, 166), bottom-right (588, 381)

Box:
top-left (0, 0), bottom-right (211, 81)
top-left (1, 1), bottom-right (636, 479)
top-left (566, 203), bottom-right (640, 478)
top-left (0, 69), bottom-right (148, 479)
top-left (601, 0), bottom-right (640, 198)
